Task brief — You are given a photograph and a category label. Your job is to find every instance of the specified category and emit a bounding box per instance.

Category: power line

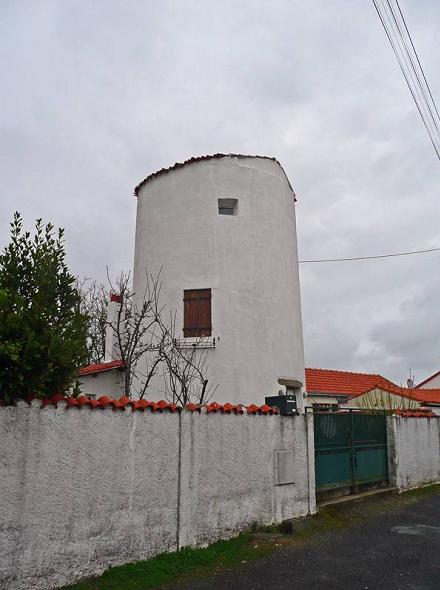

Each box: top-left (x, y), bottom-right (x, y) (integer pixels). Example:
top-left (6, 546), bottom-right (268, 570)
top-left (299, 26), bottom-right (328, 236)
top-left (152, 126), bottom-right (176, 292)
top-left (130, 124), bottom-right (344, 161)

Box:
top-left (372, 0), bottom-right (440, 157)
top-left (395, 0), bottom-right (440, 124)
top-left (299, 246), bottom-right (440, 264)
top-left (372, 0), bottom-right (440, 160)
top-left (385, 0), bottom-right (440, 144)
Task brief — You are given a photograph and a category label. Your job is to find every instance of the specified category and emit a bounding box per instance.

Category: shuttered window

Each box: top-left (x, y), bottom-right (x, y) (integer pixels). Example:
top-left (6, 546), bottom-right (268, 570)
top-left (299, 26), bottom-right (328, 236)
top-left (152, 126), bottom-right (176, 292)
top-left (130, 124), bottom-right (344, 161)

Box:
top-left (183, 289), bottom-right (212, 337)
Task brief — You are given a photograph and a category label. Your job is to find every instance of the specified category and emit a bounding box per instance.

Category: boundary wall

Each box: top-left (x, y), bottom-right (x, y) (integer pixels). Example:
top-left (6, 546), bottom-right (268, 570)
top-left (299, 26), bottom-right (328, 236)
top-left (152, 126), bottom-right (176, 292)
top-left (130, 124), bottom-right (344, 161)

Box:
top-left (0, 398), bottom-right (315, 590)
top-left (388, 415), bottom-right (440, 490)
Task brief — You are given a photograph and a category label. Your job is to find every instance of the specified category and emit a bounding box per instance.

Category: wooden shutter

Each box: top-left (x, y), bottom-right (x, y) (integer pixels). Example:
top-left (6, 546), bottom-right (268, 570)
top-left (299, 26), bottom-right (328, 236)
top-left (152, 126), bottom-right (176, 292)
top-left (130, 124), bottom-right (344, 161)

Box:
top-left (183, 289), bottom-right (212, 337)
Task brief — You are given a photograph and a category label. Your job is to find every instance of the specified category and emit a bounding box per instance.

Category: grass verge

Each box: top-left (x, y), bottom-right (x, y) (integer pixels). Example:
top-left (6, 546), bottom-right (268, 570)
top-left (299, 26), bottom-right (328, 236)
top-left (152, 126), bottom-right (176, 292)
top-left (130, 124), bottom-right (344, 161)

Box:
top-left (60, 534), bottom-right (273, 590)
top-left (61, 483), bottom-right (440, 590)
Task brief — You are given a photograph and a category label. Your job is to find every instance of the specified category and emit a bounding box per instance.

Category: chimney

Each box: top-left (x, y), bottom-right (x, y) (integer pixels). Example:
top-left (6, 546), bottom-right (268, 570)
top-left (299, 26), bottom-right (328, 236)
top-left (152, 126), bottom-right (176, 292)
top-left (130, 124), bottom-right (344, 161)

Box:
top-left (104, 293), bottom-right (122, 362)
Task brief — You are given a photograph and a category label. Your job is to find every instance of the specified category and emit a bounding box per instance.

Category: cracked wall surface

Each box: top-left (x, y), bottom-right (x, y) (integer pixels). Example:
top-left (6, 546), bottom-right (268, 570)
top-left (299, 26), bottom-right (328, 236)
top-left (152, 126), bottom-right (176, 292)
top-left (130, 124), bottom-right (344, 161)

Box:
top-left (0, 403), bottom-right (312, 590)
top-left (389, 416), bottom-right (440, 490)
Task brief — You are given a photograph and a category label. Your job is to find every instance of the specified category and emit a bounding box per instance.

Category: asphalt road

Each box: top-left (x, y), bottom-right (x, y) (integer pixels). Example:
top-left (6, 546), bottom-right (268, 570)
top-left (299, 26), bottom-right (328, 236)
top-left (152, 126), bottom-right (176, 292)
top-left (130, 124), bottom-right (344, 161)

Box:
top-left (172, 493), bottom-right (440, 590)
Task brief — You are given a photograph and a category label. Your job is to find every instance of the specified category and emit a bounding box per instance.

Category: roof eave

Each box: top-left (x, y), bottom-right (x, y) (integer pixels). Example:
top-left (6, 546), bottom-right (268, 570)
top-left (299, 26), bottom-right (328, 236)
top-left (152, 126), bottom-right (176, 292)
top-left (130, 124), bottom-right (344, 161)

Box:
top-left (134, 153), bottom-right (296, 197)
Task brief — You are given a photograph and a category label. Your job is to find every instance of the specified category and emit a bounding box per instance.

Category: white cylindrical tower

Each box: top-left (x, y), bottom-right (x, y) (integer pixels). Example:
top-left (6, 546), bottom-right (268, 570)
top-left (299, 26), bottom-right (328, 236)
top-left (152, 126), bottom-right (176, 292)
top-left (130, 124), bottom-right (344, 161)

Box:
top-left (133, 154), bottom-right (305, 406)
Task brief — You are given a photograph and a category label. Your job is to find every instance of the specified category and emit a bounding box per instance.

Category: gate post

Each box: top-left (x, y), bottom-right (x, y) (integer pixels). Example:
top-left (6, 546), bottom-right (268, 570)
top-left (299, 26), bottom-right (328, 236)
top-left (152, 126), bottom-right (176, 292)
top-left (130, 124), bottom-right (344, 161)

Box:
top-left (349, 410), bottom-right (358, 494)
top-left (306, 410), bottom-right (317, 514)
top-left (386, 415), bottom-right (397, 489)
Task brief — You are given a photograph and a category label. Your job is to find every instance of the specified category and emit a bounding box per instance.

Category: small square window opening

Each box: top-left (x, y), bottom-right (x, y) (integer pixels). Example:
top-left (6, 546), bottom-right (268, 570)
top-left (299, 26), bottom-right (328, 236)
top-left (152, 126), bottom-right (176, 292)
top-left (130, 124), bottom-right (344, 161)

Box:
top-left (218, 198), bottom-right (238, 215)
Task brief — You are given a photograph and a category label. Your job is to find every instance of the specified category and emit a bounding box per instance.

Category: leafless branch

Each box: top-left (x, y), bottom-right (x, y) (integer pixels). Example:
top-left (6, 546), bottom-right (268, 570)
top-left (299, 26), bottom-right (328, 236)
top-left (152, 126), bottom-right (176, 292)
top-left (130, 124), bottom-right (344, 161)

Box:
top-left (79, 268), bottom-right (217, 404)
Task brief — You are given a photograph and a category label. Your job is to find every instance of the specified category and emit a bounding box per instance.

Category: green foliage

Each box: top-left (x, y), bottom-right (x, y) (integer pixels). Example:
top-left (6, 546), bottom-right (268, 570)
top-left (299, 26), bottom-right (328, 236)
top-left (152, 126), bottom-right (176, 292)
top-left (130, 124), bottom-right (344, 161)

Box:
top-left (60, 534), bottom-right (272, 590)
top-left (0, 212), bottom-right (88, 404)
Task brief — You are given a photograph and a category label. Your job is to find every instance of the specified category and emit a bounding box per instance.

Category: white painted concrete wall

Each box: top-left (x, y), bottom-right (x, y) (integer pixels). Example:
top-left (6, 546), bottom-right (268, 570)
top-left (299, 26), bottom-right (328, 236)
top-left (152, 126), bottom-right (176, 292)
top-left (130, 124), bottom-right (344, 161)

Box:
top-left (419, 373), bottom-right (440, 388)
top-left (133, 156), bottom-right (305, 406)
top-left (388, 416), bottom-right (440, 490)
top-left (77, 370), bottom-right (124, 398)
top-left (0, 404), bottom-right (313, 590)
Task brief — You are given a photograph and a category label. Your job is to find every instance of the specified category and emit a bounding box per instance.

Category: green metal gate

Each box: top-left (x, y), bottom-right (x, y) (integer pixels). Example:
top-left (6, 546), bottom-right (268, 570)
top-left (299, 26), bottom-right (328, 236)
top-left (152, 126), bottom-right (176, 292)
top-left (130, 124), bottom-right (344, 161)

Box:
top-left (314, 411), bottom-right (389, 492)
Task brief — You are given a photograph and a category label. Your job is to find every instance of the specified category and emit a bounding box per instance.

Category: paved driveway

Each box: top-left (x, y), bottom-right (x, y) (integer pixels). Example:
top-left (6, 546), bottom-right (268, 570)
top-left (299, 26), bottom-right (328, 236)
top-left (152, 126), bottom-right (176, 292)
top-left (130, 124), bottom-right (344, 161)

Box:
top-left (171, 493), bottom-right (440, 589)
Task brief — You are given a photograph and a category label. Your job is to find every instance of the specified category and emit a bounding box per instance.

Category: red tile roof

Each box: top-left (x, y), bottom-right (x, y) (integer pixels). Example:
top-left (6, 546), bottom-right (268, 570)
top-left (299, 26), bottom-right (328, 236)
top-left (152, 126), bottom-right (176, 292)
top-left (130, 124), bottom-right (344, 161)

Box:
top-left (409, 388), bottom-right (440, 404)
top-left (78, 360), bottom-right (125, 376)
top-left (356, 382), bottom-right (440, 405)
top-left (133, 153), bottom-right (295, 196)
top-left (9, 394), bottom-right (278, 415)
top-left (415, 370), bottom-right (440, 389)
top-left (305, 368), bottom-right (398, 397)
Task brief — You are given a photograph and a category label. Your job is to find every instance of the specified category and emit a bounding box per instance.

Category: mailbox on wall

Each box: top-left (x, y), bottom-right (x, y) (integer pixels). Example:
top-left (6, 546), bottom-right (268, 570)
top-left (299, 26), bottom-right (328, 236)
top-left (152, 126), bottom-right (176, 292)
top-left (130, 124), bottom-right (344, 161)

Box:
top-left (265, 394), bottom-right (297, 415)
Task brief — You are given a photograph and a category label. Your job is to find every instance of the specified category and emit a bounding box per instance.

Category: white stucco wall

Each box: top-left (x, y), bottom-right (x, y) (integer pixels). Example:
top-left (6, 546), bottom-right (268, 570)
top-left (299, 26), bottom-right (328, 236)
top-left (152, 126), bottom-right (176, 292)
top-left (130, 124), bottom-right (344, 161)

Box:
top-left (388, 416), bottom-right (440, 490)
top-left (133, 155), bottom-right (305, 406)
top-left (0, 404), bottom-right (313, 590)
top-left (418, 373), bottom-right (440, 388)
top-left (179, 412), bottom-right (314, 547)
top-left (77, 369), bottom-right (124, 398)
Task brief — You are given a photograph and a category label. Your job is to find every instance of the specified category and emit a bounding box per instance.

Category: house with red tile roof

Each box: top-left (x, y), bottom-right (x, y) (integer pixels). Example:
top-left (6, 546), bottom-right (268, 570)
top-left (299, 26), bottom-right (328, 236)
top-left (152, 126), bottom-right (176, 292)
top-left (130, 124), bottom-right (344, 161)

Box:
top-left (305, 367), bottom-right (440, 414)
top-left (347, 383), bottom-right (440, 413)
top-left (77, 360), bottom-right (125, 399)
top-left (76, 294), bottom-right (126, 398)
top-left (304, 368), bottom-right (398, 408)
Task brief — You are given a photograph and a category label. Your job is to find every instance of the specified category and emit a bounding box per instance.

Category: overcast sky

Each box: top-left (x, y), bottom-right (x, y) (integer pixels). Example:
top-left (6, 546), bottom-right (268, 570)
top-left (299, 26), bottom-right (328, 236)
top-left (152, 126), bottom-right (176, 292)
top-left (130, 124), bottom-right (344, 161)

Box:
top-left (1, 0), bottom-right (439, 385)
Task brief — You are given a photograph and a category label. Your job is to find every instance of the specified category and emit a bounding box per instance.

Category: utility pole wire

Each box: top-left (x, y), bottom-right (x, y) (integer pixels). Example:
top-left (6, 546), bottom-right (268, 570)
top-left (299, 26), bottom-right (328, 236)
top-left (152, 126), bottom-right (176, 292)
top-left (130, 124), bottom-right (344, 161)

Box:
top-left (299, 246), bottom-right (440, 264)
top-left (395, 0), bottom-right (440, 124)
top-left (385, 0), bottom-right (440, 144)
top-left (372, 0), bottom-right (440, 160)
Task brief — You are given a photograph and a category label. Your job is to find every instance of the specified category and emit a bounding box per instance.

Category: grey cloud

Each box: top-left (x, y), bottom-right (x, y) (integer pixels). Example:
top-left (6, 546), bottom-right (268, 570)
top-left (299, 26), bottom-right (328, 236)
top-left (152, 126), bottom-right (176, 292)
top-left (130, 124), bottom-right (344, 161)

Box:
top-left (1, 0), bottom-right (440, 384)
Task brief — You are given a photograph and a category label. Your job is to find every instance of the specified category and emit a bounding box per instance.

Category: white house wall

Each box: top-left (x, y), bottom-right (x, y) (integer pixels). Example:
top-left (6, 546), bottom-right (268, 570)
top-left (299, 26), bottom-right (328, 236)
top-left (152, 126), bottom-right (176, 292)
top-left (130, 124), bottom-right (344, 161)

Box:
top-left (77, 370), bottom-right (124, 398)
top-left (133, 156), bottom-right (305, 406)
top-left (419, 373), bottom-right (440, 388)
top-left (306, 394), bottom-right (340, 406)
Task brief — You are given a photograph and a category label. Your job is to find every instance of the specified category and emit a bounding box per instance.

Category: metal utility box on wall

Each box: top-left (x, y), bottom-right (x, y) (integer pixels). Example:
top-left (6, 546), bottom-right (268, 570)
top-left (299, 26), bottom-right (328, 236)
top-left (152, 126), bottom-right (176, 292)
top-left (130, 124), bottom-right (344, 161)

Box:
top-left (265, 394), bottom-right (297, 415)
top-left (275, 450), bottom-right (295, 485)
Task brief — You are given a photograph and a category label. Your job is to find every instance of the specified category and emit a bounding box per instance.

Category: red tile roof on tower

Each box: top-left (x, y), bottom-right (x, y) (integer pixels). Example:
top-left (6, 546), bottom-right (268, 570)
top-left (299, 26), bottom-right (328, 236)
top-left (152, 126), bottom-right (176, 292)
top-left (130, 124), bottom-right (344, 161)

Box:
top-left (305, 368), bottom-right (398, 398)
top-left (133, 153), bottom-right (295, 196)
top-left (78, 360), bottom-right (125, 376)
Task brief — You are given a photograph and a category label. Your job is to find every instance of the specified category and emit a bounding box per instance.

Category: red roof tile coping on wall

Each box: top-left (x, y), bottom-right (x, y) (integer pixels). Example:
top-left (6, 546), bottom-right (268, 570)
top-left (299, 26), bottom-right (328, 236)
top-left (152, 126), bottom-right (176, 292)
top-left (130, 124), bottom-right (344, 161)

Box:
top-left (247, 403), bottom-right (279, 415)
top-left (78, 360), bottom-right (125, 376)
top-left (394, 409), bottom-right (436, 418)
top-left (305, 368), bottom-right (399, 397)
top-left (133, 153), bottom-right (295, 196)
top-left (185, 403), bottom-right (201, 413)
top-left (205, 402), bottom-right (246, 414)
top-left (9, 394), bottom-right (278, 415)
